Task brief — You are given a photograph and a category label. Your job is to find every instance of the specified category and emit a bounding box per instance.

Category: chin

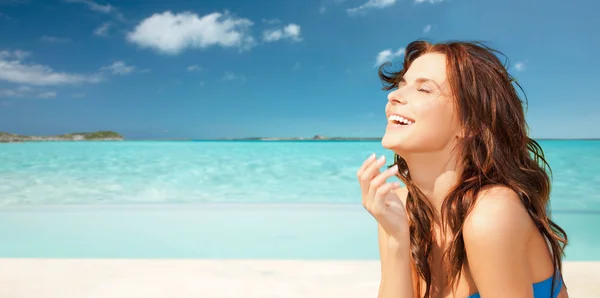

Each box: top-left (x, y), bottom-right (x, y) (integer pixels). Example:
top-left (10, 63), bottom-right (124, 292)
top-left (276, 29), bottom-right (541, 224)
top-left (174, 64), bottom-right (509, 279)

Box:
top-left (382, 129), bottom-right (431, 157)
top-left (382, 121), bottom-right (419, 152)
top-left (381, 131), bottom-right (410, 153)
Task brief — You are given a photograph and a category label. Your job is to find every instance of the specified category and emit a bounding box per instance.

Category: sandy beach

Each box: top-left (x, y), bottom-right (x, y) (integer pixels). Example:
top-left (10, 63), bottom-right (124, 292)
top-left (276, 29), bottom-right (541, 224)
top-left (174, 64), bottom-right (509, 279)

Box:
top-left (0, 259), bottom-right (598, 298)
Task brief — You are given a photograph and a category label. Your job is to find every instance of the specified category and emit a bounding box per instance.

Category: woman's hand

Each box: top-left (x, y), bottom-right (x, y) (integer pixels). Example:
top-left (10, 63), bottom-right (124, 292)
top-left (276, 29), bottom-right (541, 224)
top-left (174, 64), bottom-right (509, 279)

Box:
top-left (357, 154), bottom-right (410, 246)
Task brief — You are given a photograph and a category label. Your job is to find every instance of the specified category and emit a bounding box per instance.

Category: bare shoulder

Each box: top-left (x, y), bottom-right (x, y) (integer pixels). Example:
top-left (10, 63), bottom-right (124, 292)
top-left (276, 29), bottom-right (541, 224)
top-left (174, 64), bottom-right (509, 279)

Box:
top-left (463, 185), bottom-right (543, 296)
top-left (463, 185), bottom-right (535, 247)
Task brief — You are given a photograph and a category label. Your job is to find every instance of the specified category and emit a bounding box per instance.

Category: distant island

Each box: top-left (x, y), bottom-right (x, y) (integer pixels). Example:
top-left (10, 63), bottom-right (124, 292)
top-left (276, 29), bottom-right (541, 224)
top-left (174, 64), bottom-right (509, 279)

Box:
top-left (223, 134), bottom-right (382, 141)
top-left (0, 131), bottom-right (124, 143)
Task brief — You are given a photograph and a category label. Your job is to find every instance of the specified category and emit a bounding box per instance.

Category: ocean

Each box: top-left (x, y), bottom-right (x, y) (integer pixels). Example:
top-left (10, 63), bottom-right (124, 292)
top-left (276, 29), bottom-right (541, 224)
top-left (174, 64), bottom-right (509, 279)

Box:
top-left (0, 140), bottom-right (599, 260)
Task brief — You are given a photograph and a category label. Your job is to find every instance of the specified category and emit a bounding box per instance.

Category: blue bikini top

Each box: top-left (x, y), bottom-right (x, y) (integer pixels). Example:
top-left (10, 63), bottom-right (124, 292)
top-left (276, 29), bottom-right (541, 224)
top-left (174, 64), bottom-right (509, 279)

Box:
top-left (467, 273), bottom-right (563, 298)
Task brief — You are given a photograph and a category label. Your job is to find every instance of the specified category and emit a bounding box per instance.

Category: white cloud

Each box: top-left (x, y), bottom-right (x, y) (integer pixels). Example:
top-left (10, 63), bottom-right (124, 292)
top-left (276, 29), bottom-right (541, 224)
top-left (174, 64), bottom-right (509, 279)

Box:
top-left (319, 0), bottom-right (347, 14)
top-left (100, 61), bottom-right (138, 75)
top-left (41, 35), bottom-right (72, 43)
top-left (0, 86), bottom-right (57, 99)
top-left (63, 0), bottom-right (125, 21)
top-left (423, 24), bottom-right (431, 33)
top-left (375, 47), bottom-right (405, 66)
top-left (220, 72), bottom-right (247, 82)
top-left (0, 49), bottom-right (31, 60)
top-left (262, 30), bottom-right (283, 42)
top-left (126, 11), bottom-right (255, 55)
top-left (283, 24), bottom-right (301, 40)
top-left (0, 49), bottom-right (103, 85)
top-left (415, 0), bottom-right (444, 3)
top-left (64, 0), bottom-right (113, 13)
top-left (94, 22), bottom-right (111, 37)
top-left (347, 0), bottom-right (396, 16)
top-left (262, 24), bottom-right (302, 43)
top-left (187, 65), bottom-right (202, 71)
top-left (515, 61), bottom-right (526, 71)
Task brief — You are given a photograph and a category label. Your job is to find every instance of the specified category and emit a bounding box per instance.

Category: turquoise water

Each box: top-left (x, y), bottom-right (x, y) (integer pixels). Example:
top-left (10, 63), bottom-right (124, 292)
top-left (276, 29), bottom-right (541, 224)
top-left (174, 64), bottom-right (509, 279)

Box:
top-left (0, 140), bottom-right (599, 260)
top-left (0, 204), bottom-right (598, 260)
top-left (1, 140), bottom-right (599, 209)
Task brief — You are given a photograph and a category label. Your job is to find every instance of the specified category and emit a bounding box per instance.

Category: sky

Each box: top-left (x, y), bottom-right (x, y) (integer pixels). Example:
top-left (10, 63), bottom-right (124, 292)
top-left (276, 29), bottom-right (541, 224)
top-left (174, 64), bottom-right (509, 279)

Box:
top-left (0, 0), bottom-right (598, 139)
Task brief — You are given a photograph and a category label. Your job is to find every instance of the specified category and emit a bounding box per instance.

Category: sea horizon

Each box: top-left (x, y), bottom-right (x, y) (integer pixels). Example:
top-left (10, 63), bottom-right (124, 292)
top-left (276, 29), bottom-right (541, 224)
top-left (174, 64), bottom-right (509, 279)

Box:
top-left (6, 137), bottom-right (599, 142)
top-left (4, 130), bottom-right (600, 142)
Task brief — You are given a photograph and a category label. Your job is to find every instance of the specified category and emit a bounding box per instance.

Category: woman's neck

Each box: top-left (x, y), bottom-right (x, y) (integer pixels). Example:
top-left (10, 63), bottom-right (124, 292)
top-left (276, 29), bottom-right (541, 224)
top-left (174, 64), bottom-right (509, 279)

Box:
top-left (401, 145), bottom-right (462, 215)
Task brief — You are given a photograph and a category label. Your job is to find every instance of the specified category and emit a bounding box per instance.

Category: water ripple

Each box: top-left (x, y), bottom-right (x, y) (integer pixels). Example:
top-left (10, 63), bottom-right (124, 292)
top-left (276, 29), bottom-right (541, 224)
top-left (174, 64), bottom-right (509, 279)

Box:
top-left (0, 140), bottom-right (599, 210)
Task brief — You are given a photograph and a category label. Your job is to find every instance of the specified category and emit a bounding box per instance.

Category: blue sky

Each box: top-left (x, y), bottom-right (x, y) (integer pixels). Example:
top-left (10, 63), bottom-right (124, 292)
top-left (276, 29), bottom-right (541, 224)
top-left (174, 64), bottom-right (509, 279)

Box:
top-left (0, 0), bottom-right (598, 139)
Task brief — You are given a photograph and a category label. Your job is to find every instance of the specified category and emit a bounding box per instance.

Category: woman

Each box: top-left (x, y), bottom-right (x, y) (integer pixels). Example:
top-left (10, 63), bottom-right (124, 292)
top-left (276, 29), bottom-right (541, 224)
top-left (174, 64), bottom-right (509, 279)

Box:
top-left (357, 40), bottom-right (569, 298)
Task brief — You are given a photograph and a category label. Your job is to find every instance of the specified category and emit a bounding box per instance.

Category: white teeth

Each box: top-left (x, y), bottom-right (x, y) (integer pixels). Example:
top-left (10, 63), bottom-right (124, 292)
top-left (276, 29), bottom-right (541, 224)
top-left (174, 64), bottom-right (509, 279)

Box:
top-left (388, 114), bottom-right (414, 125)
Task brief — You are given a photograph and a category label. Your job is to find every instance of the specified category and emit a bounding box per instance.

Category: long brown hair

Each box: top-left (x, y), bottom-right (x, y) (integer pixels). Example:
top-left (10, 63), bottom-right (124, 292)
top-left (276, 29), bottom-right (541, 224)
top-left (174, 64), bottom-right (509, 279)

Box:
top-left (378, 40), bottom-right (568, 297)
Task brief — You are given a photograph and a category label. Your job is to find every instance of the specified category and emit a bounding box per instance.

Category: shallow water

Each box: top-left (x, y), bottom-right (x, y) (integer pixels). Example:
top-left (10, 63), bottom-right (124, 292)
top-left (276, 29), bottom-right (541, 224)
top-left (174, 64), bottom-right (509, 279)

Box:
top-left (0, 140), bottom-right (598, 260)
top-left (0, 204), bottom-right (597, 260)
top-left (0, 140), bottom-right (598, 210)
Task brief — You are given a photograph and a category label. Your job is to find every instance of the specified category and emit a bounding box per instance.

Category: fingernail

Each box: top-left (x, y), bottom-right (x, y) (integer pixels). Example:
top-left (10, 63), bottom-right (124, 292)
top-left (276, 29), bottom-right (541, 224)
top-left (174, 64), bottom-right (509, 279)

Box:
top-left (378, 155), bottom-right (385, 162)
top-left (369, 153), bottom-right (376, 160)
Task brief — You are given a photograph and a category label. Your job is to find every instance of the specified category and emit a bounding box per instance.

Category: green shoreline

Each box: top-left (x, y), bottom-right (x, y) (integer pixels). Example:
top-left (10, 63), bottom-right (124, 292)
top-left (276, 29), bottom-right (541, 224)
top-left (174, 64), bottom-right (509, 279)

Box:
top-left (131, 137), bottom-right (600, 141)
top-left (0, 131), bottom-right (124, 143)
top-left (1, 132), bottom-right (598, 142)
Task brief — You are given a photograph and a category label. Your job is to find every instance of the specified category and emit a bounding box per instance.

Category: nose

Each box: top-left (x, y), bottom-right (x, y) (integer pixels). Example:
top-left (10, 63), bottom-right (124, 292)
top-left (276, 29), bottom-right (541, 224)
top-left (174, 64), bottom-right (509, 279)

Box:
top-left (387, 88), bottom-right (406, 105)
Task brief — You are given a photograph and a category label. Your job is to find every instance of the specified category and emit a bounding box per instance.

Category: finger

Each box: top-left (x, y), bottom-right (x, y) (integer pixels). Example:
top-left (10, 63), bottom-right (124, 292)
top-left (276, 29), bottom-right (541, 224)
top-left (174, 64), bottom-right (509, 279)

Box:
top-left (359, 155), bottom-right (383, 196)
top-left (361, 155), bottom-right (386, 182)
top-left (372, 182), bottom-right (401, 212)
top-left (359, 155), bottom-right (382, 206)
top-left (367, 165), bottom-right (399, 202)
top-left (356, 153), bottom-right (376, 176)
top-left (360, 155), bottom-right (387, 197)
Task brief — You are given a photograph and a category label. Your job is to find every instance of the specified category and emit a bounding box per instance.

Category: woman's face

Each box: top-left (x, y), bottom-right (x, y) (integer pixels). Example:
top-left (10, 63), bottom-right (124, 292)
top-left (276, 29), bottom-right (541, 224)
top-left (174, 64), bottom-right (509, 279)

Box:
top-left (381, 53), bottom-right (463, 155)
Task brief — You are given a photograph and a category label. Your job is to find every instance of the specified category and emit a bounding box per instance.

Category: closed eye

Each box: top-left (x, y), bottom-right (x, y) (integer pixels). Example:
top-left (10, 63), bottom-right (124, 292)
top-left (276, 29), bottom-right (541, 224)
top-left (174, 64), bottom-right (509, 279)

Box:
top-left (417, 88), bottom-right (431, 93)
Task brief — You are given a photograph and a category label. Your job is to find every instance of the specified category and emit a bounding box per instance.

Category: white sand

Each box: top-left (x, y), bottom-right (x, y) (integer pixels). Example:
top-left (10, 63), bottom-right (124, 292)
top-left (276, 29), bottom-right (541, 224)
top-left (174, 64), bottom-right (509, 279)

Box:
top-left (0, 259), bottom-right (598, 298)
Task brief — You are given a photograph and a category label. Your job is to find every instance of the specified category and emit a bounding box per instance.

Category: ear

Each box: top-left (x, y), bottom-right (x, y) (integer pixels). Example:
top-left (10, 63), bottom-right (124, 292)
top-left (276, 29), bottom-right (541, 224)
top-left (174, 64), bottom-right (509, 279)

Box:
top-left (457, 125), bottom-right (467, 138)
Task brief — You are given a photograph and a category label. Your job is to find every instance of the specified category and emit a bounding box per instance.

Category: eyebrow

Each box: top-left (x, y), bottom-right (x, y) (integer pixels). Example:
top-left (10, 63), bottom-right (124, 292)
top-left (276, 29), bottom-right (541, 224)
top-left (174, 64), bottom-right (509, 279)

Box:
top-left (398, 77), bottom-right (442, 89)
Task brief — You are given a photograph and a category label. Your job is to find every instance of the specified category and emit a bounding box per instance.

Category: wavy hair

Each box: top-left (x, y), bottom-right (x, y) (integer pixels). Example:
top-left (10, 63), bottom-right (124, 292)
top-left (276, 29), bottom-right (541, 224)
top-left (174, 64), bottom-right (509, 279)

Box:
top-left (378, 40), bottom-right (568, 297)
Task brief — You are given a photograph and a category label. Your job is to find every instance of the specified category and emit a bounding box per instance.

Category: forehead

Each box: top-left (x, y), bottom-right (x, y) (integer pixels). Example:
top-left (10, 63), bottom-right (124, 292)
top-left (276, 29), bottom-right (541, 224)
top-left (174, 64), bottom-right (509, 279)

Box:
top-left (404, 52), bottom-right (447, 83)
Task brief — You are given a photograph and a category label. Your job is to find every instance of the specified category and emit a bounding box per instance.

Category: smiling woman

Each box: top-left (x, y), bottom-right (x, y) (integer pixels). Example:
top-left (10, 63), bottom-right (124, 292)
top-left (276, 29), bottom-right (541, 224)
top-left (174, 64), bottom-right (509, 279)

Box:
top-left (357, 40), bottom-right (569, 298)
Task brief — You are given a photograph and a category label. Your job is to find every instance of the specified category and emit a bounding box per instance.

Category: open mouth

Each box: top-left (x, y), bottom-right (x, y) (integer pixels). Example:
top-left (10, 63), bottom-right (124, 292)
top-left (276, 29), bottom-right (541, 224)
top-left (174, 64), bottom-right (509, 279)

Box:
top-left (388, 114), bottom-right (415, 126)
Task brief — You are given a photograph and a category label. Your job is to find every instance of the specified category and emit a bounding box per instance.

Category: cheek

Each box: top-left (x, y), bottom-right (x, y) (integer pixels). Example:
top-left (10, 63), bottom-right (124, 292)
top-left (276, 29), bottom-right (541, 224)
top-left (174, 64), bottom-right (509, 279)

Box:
top-left (413, 99), bottom-right (454, 128)
top-left (412, 100), bottom-right (460, 144)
